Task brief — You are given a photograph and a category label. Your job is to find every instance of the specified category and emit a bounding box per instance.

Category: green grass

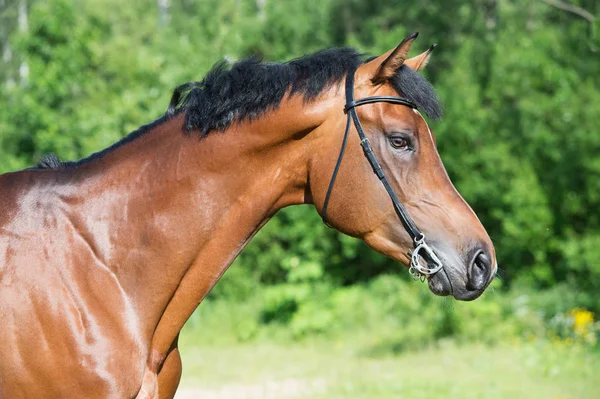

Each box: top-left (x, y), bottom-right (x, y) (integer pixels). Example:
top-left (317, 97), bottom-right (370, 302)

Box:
top-left (177, 330), bottom-right (600, 399)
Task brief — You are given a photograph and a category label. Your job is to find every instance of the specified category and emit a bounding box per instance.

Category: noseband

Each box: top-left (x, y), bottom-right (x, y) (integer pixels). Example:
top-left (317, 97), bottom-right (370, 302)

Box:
top-left (321, 66), bottom-right (443, 280)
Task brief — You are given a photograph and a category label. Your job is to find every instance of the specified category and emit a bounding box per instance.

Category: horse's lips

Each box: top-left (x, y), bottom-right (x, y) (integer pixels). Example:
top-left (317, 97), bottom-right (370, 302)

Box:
top-left (427, 269), bottom-right (452, 296)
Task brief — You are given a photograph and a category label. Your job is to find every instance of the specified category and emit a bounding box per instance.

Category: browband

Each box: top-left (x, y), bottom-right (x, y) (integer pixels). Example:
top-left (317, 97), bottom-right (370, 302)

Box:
top-left (344, 96), bottom-right (417, 113)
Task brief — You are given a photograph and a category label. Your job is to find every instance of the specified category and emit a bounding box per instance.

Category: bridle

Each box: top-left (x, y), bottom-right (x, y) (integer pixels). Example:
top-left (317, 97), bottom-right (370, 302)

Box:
top-left (321, 65), bottom-right (443, 280)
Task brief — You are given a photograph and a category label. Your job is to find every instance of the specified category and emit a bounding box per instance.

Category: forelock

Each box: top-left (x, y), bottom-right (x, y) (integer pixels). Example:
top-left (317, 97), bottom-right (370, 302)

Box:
top-left (390, 65), bottom-right (443, 120)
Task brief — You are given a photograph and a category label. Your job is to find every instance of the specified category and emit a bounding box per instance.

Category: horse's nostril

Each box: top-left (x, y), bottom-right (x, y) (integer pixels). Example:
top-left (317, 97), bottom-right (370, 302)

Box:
top-left (475, 254), bottom-right (486, 272)
top-left (466, 250), bottom-right (492, 291)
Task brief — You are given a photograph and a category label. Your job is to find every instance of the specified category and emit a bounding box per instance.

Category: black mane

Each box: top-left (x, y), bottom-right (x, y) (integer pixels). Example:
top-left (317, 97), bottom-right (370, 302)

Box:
top-left (35, 153), bottom-right (66, 169)
top-left (168, 48), bottom-right (362, 135)
top-left (35, 47), bottom-right (443, 169)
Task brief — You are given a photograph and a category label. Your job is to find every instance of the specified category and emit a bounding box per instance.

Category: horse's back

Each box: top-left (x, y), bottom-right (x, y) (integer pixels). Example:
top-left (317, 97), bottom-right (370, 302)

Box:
top-left (0, 170), bottom-right (146, 398)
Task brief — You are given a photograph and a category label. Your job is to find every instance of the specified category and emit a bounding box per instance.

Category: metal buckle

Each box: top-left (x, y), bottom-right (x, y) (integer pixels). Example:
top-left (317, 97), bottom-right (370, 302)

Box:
top-left (408, 235), bottom-right (443, 282)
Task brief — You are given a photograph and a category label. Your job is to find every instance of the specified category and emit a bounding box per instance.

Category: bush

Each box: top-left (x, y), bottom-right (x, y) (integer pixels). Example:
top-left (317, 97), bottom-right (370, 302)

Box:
top-left (188, 274), bottom-right (600, 352)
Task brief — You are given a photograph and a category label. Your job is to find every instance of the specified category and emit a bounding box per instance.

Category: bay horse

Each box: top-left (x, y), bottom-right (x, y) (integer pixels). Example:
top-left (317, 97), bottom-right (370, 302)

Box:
top-left (0, 33), bottom-right (496, 398)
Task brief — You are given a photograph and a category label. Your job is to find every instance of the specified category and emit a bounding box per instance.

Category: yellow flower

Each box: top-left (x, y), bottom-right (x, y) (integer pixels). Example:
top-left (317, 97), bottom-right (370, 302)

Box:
top-left (569, 308), bottom-right (594, 336)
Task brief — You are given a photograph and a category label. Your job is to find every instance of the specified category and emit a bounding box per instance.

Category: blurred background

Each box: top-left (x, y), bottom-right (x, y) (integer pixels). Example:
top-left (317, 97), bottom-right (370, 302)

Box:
top-left (1, 0), bottom-right (599, 397)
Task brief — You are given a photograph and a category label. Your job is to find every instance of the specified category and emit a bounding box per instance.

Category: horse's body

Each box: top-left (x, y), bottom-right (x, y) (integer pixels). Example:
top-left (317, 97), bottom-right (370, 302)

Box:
top-left (0, 34), bottom-right (496, 398)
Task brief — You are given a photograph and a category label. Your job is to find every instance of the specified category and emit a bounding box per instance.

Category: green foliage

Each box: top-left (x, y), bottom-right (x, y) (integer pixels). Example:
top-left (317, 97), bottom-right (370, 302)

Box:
top-left (188, 274), bottom-right (598, 352)
top-left (1, 0), bottom-right (600, 339)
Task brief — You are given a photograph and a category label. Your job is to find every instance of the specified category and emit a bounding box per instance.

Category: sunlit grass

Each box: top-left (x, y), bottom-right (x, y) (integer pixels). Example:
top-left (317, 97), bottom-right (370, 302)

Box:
top-left (177, 329), bottom-right (600, 399)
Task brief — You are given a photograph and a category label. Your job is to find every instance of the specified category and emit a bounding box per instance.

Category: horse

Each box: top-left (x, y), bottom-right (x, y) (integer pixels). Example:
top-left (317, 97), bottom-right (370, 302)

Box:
top-left (0, 33), bottom-right (496, 398)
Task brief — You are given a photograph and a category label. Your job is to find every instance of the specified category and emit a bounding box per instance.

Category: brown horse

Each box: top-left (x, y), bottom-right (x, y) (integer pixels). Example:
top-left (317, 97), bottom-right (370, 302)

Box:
top-left (0, 33), bottom-right (496, 398)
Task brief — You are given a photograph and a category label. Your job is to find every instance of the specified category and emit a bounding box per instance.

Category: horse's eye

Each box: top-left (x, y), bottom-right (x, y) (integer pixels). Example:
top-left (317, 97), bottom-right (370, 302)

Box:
top-left (389, 136), bottom-right (410, 150)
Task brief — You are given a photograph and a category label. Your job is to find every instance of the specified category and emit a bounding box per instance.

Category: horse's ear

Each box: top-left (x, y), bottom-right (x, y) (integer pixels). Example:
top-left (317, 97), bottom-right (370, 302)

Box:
top-left (370, 32), bottom-right (419, 84)
top-left (404, 44), bottom-right (437, 71)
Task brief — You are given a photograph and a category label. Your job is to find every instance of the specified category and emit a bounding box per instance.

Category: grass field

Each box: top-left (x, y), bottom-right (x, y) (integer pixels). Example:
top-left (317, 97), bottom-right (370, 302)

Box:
top-left (175, 330), bottom-right (600, 399)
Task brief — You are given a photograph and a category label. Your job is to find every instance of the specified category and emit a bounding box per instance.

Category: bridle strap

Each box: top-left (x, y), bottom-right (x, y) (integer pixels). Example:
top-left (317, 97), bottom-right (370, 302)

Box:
top-left (321, 111), bottom-right (352, 228)
top-left (321, 65), bottom-right (443, 278)
top-left (345, 91), bottom-right (422, 241)
top-left (345, 96), bottom-right (417, 112)
top-left (322, 68), bottom-right (421, 239)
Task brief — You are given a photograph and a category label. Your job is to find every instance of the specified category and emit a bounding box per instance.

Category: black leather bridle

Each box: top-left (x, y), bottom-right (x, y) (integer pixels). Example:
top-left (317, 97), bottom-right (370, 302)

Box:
top-left (321, 65), bottom-right (443, 280)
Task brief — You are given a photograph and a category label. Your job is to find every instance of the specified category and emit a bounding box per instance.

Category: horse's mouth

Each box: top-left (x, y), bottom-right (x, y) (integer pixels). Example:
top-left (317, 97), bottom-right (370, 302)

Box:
top-left (427, 268), bottom-right (488, 301)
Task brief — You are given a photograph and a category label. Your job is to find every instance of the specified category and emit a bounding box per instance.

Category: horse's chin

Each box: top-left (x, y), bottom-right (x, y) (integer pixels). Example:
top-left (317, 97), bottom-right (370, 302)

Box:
top-left (427, 270), bottom-right (452, 296)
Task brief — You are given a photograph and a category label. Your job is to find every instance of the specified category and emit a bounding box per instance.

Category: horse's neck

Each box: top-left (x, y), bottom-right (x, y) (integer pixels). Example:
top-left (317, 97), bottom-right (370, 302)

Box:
top-left (74, 103), bottom-right (324, 340)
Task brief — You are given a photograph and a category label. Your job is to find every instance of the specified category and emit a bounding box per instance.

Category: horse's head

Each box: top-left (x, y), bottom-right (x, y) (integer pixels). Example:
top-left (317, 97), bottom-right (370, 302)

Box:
top-left (310, 33), bottom-right (496, 300)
